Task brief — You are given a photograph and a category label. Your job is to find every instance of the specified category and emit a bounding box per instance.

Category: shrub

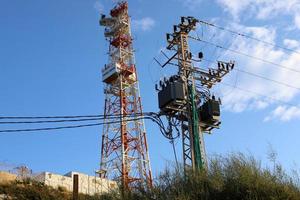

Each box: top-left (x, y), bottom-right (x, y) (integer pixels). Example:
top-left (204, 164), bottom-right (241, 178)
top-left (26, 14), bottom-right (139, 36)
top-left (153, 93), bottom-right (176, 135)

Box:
top-left (1, 153), bottom-right (300, 200)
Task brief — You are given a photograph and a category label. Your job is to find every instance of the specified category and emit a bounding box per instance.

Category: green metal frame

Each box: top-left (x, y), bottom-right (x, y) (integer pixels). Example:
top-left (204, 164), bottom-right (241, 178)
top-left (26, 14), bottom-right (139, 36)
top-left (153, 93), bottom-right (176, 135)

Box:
top-left (189, 85), bottom-right (203, 169)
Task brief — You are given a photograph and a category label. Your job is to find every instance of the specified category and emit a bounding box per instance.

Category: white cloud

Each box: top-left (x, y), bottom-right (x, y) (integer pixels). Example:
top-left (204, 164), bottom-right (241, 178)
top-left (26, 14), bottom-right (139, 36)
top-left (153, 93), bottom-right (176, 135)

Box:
top-left (255, 0), bottom-right (295, 19)
top-left (181, 0), bottom-right (203, 11)
top-left (264, 106), bottom-right (300, 122)
top-left (216, 0), bottom-right (300, 29)
top-left (284, 39), bottom-right (300, 49)
top-left (132, 17), bottom-right (155, 31)
top-left (94, 1), bottom-right (105, 13)
top-left (216, 0), bottom-right (251, 20)
top-left (252, 100), bottom-right (269, 110)
top-left (213, 23), bottom-right (300, 121)
top-left (295, 15), bottom-right (300, 29)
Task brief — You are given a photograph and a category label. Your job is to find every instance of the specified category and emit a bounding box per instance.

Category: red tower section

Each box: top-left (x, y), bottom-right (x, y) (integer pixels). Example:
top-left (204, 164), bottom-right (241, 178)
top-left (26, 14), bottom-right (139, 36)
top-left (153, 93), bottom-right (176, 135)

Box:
top-left (98, 1), bottom-right (152, 189)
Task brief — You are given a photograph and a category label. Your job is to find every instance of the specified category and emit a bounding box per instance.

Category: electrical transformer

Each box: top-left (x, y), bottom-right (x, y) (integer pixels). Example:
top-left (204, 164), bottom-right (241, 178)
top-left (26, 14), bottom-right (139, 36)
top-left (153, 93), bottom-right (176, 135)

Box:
top-left (158, 79), bottom-right (185, 113)
top-left (199, 99), bottom-right (220, 125)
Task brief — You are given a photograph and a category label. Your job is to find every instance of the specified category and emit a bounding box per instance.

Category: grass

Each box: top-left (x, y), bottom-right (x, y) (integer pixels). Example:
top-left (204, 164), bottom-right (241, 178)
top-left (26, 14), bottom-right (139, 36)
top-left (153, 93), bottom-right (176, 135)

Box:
top-left (0, 179), bottom-right (70, 200)
top-left (1, 153), bottom-right (300, 200)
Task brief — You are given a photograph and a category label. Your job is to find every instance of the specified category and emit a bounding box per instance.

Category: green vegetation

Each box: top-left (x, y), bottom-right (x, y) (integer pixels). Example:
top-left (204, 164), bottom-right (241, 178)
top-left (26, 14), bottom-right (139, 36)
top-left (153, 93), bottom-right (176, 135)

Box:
top-left (1, 153), bottom-right (300, 200)
top-left (0, 179), bottom-right (70, 200)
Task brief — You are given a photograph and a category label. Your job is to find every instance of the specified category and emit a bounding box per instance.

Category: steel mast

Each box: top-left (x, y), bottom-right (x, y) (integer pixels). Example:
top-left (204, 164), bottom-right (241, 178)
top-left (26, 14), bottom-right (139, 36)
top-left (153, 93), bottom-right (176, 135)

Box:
top-left (98, 1), bottom-right (152, 189)
top-left (156, 17), bottom-right (234, 173)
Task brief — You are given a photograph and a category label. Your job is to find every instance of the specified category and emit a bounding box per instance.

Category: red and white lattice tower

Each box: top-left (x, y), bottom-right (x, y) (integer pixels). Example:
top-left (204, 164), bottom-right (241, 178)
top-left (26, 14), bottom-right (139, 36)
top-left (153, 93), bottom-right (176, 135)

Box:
top-left (98, 1), bottom-right (153, 189)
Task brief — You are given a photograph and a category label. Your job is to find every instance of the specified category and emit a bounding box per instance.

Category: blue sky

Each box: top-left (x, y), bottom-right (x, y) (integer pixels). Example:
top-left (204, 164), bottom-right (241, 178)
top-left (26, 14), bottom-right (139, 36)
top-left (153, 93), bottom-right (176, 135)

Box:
top-left (1, 0), bottom-right (300, 177)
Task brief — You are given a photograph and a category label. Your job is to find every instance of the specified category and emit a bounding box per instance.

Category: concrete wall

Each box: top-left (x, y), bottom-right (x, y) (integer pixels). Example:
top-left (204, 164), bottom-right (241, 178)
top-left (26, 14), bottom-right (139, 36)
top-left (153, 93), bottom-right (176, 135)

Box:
top-left (0, 171), bottom-right (17, 184)
top-left (33, 171), bottom-right (117, 196)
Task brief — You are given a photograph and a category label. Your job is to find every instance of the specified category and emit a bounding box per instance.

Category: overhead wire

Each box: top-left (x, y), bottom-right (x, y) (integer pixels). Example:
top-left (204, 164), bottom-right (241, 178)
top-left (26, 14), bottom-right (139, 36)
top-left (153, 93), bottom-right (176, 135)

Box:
top-left (0, 123), bottom-right (104, 133)
top-left (0, 115), bottom-right (104, 120)
top-left (0, 116), bottom-right (143, 125)
top-left (189, 24), bottom-right (300, 114)
top-left (209, 69), bottom-right (239, 99)
top-left (219, 82), bottom-right (300, 109)
top-left (234, 68), bottom-right (300, 91)
top-left (194, 26), bottom-right (240, 99)
top-left (214, 33), bottom-right (239, 61)
top-left (189, 36), bottom-right (300, 75)
top-left (0, 118), bottom-right (108, 125)
top-left (0, 112), bottom-right (148, 120)
top-left (0, 112), bottom-right (175, 140)
top-left (170, 138), bottom-right (179, 171)
top-left (3, 20), bottom-right (298, 135)
top-left (197, 20), bottom-right (300, 55)
top-left (196, 57), bottom-right (300, 92)
top-left (0, 116), bottom-right (147, 133)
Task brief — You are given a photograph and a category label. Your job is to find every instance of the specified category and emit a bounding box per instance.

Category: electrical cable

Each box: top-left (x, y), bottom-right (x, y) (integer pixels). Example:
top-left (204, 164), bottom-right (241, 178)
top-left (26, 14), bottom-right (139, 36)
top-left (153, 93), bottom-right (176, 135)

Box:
top-left (0, 123), bottom-right (104, 133)
top-left (189, 36), bottom-right (300, 75)
top-left (0, 115), bottom-right (104, 120)
top-left (217, 69), bottom-right (239, 98)
top-left (219, 82), bottom-right (300, 109)
top-left (197, 20), bottom-right (300, 55)
top-left (214, 34), bottom-right (239, 61)
top-left (234, 68), bottom-right (300, 91)
top-left (0, 112), bottom-right (149, 120)
top-left (0, 116), bottom-right (147, 133)
top-left (196, 58), bottom-right (300, 92)
top-left (0, 112), bottom-right (176, 141)
top-left (0, 116), bottom-right (139, 125)
top-left (170, 139), bottom-right (179, 171)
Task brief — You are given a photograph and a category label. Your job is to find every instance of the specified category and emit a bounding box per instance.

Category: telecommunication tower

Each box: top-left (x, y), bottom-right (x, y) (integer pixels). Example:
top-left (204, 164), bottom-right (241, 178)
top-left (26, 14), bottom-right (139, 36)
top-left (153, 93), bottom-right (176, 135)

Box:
top-left (98, 1), bottom-right (152, 189)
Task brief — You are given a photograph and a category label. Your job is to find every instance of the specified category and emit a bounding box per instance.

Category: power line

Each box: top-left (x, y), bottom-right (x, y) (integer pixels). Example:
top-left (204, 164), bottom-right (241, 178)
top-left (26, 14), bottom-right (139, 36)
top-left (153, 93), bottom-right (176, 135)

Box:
top-left (197, 20), bottom-right (300, 55)
top-left (234, 68), bottom-right (300, 91)
top-left (219, 82), bottom-right (300, 109)
top-left (0, 117), bottom-right (147, 133)
top-left (0, 117), bottom-right (115, 125)
top-left (0, 115), bottom-right (103, 120)
top-left (189, 36), bottom-right (300, 75)
top-left (196, 59), bottom-right (300, 92)
top-left (0, 115), bottom-right (104, 120)
top-left (0, 113), bottom-right (147, 120)
top-left (0, 123), bottom-right (104, 133)
top-left (0, 113), bottom-right (155, 125)
top-left (0, 113), bottom-right (168, 134)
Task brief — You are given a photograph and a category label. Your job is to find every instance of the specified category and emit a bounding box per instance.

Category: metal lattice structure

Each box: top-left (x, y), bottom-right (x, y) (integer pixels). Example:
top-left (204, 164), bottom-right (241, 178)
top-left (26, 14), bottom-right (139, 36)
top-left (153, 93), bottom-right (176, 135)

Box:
top-left (167, 18), bottom-right (206, 171)
top-left (155, 17), bottom-right (234, 173)
top-left (98, 1), bottom-right (152, 189)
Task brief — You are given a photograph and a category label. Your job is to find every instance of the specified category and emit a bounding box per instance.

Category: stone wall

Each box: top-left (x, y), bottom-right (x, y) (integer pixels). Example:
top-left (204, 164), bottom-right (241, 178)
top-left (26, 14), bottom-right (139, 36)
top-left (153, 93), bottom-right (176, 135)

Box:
top-left (0, 171), bottom-right (17, 184)
top-left (33, 171), bottom-right (117, 196)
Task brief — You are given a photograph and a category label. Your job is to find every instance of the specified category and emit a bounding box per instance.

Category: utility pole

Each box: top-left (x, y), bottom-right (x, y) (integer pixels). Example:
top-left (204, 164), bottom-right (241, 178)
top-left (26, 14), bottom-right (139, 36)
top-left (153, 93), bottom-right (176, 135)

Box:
top-left (73, 174), bottom-right (79, 200)
top-left (156, 16), bottom-right (234, 173)
top-left (98, 1), bottom-right (152, 190)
